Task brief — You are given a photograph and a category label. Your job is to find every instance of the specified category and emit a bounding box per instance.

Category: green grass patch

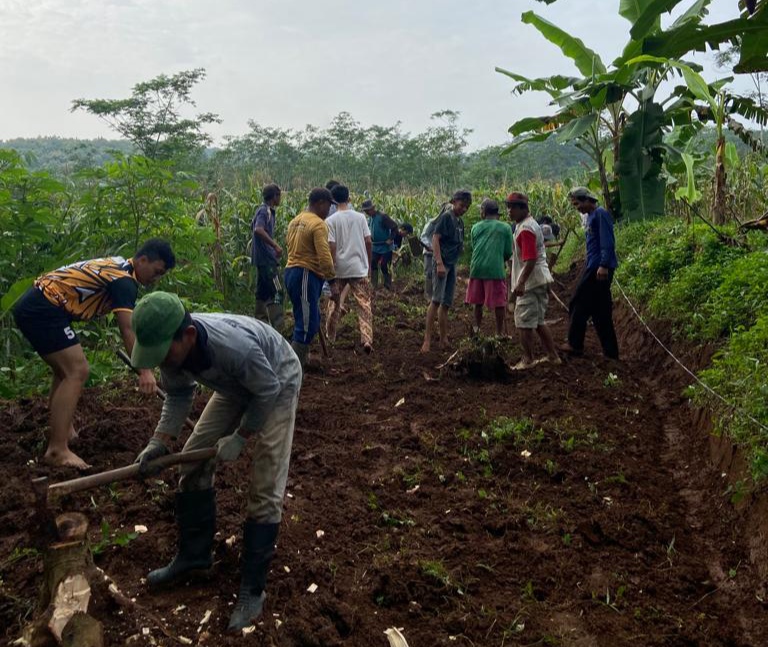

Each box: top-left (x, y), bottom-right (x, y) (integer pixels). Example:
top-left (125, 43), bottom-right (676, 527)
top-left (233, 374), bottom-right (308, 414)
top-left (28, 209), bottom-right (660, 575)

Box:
top-left (616, 216), bottom-right (768, 481)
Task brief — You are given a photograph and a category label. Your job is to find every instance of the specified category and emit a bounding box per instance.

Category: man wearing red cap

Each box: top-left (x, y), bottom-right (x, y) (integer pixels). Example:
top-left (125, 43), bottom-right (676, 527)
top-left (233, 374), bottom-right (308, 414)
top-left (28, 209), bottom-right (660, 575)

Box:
top-left (506, 192), bottom-right (560, 368)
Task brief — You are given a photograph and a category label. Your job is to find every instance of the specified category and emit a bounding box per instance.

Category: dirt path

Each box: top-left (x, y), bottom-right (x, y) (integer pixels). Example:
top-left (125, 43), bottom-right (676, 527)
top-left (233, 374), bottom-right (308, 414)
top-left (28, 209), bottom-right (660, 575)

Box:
top-left (1, 272), bottom-right (766, 646)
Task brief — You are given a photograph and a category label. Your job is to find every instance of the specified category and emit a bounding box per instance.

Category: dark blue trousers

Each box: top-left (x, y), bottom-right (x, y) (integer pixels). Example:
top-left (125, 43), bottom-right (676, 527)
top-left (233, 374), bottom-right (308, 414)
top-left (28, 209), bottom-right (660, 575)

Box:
top-left (284, 267), bottom-right (324, 344)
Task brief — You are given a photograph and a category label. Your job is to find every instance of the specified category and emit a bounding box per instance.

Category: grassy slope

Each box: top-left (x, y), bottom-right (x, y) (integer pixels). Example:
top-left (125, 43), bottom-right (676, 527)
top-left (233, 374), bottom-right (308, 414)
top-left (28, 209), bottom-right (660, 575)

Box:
top-left (613, 217), bottom-right (768, 479)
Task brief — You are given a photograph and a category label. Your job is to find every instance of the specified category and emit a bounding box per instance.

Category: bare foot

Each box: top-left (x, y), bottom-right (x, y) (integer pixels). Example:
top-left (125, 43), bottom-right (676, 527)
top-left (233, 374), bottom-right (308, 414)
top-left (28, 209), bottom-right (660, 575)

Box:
top-left (420, 340), bottom-right (431, 353)
top-left (44, 448), bottom-right (91, 470)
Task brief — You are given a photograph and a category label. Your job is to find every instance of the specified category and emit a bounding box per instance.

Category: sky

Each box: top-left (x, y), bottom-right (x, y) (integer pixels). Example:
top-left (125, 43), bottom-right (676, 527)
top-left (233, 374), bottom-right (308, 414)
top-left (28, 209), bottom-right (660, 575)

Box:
top-left (0, 0), bottom-right (750, 150)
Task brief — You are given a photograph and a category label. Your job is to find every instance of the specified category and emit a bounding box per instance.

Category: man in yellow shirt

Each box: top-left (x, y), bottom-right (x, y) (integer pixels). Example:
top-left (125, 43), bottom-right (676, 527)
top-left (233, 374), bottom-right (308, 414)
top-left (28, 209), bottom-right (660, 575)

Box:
top-left (284, 187), bottom-right (336, 367)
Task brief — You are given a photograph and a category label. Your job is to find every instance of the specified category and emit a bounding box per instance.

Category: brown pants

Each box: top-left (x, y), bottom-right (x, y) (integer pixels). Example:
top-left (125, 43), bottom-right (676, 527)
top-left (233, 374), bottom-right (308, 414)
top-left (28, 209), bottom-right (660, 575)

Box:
top-left (325, 277), bottom-right (373, 347)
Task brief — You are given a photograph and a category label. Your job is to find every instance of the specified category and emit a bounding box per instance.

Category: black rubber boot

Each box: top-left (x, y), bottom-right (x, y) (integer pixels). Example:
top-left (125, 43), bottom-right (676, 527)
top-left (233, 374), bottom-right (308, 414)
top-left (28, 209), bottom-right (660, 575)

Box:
top-left (291, 341), bottom-right (309, 369)
top-left (227, 520), bottom-right (279, 632)
top-left (147, 489), bottom-right (216, 587)
top-left (383, 273), bottom-right (393, 290)
top-left (254, 299), bottom-right (269, 323)
top-left (266, 302), bottom-right (284, 331)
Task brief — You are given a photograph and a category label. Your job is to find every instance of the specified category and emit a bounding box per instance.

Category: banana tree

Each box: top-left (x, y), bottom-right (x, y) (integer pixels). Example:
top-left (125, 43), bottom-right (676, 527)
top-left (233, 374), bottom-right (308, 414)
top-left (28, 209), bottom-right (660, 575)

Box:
top-left (499, 0), bottom-right (768, 221)
top-left (631, 55), bottom-right (768, 223)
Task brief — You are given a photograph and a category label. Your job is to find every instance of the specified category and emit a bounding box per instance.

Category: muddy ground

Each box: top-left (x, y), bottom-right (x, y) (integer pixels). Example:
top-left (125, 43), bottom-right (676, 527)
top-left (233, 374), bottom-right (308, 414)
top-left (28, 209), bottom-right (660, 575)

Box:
top-left (1, 268), bottom-right (766, 647)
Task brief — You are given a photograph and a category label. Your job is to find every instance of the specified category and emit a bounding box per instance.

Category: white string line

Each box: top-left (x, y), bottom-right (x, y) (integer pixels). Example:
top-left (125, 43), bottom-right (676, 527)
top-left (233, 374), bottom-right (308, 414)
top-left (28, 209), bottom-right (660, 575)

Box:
top-left (613, 277), bottom-right (768, 434)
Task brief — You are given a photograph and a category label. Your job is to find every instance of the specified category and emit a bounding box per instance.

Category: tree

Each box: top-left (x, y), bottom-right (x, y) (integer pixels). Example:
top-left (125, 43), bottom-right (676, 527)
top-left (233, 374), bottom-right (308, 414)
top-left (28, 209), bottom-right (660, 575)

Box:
top-left (71, 69), bottom-right (220, 161)
top-left (498, 0), bottom-right (768, 222)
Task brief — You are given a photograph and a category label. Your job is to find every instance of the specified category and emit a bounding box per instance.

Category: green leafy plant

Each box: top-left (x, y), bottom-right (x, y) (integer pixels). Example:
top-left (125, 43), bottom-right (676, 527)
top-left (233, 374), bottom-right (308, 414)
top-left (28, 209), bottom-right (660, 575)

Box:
top-left (91, 520), bottom-right (139, 556)
top-left (603, 372), bottom-right (621, 388)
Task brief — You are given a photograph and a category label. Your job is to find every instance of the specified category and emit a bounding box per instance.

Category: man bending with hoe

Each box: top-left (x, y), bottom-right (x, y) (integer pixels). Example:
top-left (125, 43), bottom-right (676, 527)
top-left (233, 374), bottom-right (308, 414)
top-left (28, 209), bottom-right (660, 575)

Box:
top-left (131, 291), bottom-right (302, 632)
top-left (12, 239), bottom-right (175, 469)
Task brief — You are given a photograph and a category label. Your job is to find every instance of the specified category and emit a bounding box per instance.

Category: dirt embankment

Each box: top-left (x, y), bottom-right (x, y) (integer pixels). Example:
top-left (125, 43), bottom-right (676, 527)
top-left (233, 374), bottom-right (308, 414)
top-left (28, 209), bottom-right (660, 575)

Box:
top-left (1, 271), bottom-right (767, 647)
top-left (612, 280), bottom-right (768, 587)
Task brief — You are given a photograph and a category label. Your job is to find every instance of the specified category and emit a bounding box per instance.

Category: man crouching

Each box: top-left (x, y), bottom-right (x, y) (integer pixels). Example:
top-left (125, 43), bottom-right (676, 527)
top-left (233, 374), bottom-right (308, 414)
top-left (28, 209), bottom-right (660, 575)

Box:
top-left (131, 291), bottom-right (301, 632)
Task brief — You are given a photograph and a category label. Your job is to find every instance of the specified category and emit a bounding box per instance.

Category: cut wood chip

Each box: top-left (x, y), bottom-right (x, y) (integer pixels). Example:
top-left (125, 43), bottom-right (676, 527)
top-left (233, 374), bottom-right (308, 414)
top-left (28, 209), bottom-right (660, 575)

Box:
top-left (179, 637), bottom-right (192, 645)
top-left (48, 574), bottom-right (91, 640)
top-left (242, 626), bottom-right (256, 635)
top-left (384, 627), bottom-right (410, 647)
top-left (134, 525), bottom-right (148, 534)
top-left (395, 397), bottom-right (405, 408)
top-left (307, 583), bottom-right (318, 593)
top-left (199, 609), bottom-right (212, 626)
top-left (436, 350), bottom-right (460, 370)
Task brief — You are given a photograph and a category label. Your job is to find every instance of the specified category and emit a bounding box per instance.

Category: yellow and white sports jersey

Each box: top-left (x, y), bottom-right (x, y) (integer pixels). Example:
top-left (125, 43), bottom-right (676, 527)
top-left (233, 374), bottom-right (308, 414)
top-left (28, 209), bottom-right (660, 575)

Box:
top-left (35, 256), bottom-right (138, 321)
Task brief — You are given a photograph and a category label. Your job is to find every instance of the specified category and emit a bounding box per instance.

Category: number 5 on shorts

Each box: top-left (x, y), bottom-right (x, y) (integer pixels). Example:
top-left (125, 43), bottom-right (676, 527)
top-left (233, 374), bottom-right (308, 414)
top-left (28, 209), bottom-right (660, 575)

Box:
top-left (64, 326), bottom-right (76, 340)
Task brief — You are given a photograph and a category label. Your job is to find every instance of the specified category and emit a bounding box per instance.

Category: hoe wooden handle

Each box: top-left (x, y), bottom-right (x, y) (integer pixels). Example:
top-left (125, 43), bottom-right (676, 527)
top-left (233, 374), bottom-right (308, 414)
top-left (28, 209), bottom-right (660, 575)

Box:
top-left (47, 448), bottom-right (216, 500)
top-left (116, 349), bottom-right (168, 399)
top-left (116, 349), bottom-right (195, 431)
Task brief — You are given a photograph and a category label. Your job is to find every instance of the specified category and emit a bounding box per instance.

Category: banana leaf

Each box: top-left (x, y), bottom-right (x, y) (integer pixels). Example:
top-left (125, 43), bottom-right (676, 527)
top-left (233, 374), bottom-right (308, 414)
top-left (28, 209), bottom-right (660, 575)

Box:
top-left (521, 11), bottom-right (606, 76)
top-left (618, 102), bottom-right (667, 220)
top-left (670, 0), bottom-right (712, 29)
top-left (643, 12), bottom-right (768, 72)
top-left (495, 68), bottom-right (578, 98)
top-left (626, 0), bottom-right (680, 38)
top-left (673, 152), bottom-right (702, 204)
top-left (555, 113), bottom-right (598, 143)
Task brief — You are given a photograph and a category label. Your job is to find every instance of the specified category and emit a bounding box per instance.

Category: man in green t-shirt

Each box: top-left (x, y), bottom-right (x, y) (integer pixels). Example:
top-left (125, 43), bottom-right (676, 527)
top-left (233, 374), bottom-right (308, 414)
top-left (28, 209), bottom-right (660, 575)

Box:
top-left (464, 199), bottom-right (513, 336)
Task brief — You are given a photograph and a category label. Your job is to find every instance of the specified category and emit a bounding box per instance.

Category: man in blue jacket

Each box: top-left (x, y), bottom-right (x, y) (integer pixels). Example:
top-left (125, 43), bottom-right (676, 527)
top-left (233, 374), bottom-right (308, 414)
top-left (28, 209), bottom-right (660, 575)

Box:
top-left (561, 187), bottom-right (619, 360)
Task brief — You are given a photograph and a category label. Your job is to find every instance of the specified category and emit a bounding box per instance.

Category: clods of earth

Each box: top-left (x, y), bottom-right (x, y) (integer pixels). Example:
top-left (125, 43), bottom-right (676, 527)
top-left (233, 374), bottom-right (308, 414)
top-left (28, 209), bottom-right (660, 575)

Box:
top-left (1, 269), bottom-right (766, 646)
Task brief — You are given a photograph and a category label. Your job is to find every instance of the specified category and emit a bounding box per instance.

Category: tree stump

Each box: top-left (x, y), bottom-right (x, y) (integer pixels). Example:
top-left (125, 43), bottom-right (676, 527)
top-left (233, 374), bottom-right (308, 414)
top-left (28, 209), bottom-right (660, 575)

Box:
top-left (23, 512), bottom-right (104, 647)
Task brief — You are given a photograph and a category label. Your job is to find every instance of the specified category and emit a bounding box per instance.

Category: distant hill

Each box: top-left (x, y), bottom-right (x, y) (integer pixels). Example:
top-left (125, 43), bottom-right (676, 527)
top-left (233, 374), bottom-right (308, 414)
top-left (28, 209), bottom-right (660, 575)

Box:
top-left (462, 139), bottom-right (591, 185)
top-left (2, 127), bottom-right (753, 189)
top-left (0, 137), bottom-right (135, 174)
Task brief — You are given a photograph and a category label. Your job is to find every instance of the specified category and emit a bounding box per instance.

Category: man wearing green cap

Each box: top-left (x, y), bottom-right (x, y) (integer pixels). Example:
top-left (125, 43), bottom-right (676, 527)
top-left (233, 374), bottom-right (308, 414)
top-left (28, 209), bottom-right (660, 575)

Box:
top-left (130, 291), bottom-right (302, 632)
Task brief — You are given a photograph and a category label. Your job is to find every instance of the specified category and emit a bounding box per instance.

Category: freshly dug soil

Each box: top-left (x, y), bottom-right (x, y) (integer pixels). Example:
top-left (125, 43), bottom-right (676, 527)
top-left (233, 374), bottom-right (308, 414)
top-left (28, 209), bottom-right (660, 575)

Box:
top-left (1, 269), bottom-right (766, 647)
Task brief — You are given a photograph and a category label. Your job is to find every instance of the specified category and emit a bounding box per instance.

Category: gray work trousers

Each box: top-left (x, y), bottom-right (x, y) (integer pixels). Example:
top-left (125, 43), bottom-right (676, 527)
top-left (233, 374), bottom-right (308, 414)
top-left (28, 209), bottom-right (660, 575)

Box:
top-left (178, 383), bottom-right (299, 523)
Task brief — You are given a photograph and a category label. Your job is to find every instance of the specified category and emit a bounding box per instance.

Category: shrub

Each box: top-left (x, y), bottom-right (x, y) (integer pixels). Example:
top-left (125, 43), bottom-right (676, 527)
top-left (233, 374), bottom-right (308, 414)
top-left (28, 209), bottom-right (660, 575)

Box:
top-left (692, 314), bottom-right (768, 480)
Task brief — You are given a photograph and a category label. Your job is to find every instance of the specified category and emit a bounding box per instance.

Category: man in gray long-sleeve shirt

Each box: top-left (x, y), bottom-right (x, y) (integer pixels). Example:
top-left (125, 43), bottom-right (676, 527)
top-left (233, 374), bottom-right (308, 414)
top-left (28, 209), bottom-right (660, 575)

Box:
top-left (130, 291), bottom-right (302, 633)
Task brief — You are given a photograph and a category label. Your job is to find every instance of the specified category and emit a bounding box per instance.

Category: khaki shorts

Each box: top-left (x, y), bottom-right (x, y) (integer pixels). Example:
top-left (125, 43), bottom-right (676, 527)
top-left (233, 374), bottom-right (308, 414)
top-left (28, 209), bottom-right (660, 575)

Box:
top-left (514, 285), bottom-right (549, 329)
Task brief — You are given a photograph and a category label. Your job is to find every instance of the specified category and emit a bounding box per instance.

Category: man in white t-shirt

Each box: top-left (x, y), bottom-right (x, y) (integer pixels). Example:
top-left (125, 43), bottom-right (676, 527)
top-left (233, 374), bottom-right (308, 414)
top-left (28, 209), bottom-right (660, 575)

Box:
top-left (324, 184), bottom-right (374, 352)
